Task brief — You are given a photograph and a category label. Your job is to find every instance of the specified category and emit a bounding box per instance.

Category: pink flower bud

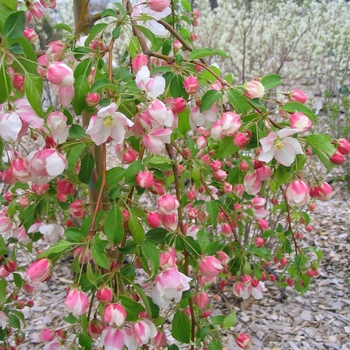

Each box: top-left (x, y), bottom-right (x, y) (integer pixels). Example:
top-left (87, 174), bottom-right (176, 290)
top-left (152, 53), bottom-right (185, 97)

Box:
top-left (330, 150), bottom-right (346, 164)
top-left (26, 259), bottom-right (51, 286)
top-left (150, 179), bottom-right (166, 195)
top-left (192, 18), bottom-right (199, 26)
top-left (291, 89), bottom-right (308, 104)
top-left (256, 165), bottom-right (271, 181)
top-left (10, 158), bottom-right (31, 183)
top-left (255, 236), bottom-right (265, 247)
top-left (57, 179), bottom-right (76, 195)
top-left (88, 318), bottom-right (105, 339)
top-left (161, 213), bottom-right (177, 231)
top-left (4, 260), bottom-right (17, 273)
top-left (210, 160), bottom-right (222, 171)
top-left (234, 132), bottom-right (248, 148)
top-left (73, 246), bottom-right (92, 264)
top-left (193, 292), bottom-right (210, 309)
top-left (239, 161), bottom-right (250, 171)
top-left (310, 182), bottom-right (333, 201)
top-left (290, 112), bottom-right (312, 132)
top-left (193, 10), bottom-right (200, 19)
top-left (173, 40), bottom-right (182, 51)
top-left (103, 303), bottom-right (126, 326)
top-left (47, 62), bottom-right (74, 87)
top-left (196, 136), bottom-right (207, 149)
top-left (159, 251), bottom-right (176, 269)
top-left (233, 184), bottom-right (244, 198)
top-left (85, 93), bottom-right (100, 107)
top-left (151, 331), bottom-right (167, 348)
top-left (31, 183), bottom-right (50, 195)
top-left (336, 138), bottom-right (350, 155)
top-left (184, 76), bottom-right (199, 95)
top-left (12, 74), bottom-right (25, 93)
top-left (244, 80), bottom-right (265, 99)
top-left (148, 0), bottom-right (170, 12)
top-left (286, 180), bottom-right (310, 207)
top-left (65, 289), bottom-right (89, 316)
top-left (147, 212), bottom-right (162, 228)
top-left (96, 287), bottom-right (113, 303)
top-left (0, 265), bottom-right (11, 278)
top-left (199, 256), bottom-right (223, 277)
top-left (170, 97), bottom-right (186, 113)
top-left (223, 182), bottom-right (232, 194)
top-left (190, 33), bottom-right (199, 41)
top-left (257, 220), bottom-right (268, 233)
top-left (158, 194), bottom-right (179, 215)
top-left (68, 200), bottom-right (87, 219)
top-left (132, 54), bottom-right (148, 72)
top-left (232, 282), bottom-right (245, 298)
top-left (136, 171), bottom-right (154, 188)
top-left (39, 328), bottom-right (55, 342)
top-left (24, 28), bottom-right (38, 43)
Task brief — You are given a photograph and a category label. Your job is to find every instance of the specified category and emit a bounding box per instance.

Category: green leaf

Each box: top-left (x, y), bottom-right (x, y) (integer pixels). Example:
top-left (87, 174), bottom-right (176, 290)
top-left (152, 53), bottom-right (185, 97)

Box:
top-left (112, 26), bottom-right (121, 39)
top-left (134, 284), bottom-right (159, 319)
top-left (4, 11), bottom-right (25, 39)
top-left (206, 201), bottom-right (219, 228)
top-left (8, 314), bottom-right (20, 329)
top-left (67, 143), bottom-right (86, 177)
top-left (64, 227), bottom-right (85, 242)
top-left (104, 206), bottom-right (124, 244)
top-left (120, 296), bottom-right (145, 321)
top-left (37, 240), bottom-right (74, 259)
top-left (223, 310), bottom-right (237, 329)
top-left (23, 204), bottom-right (36, 231)
top-left (0, 279), bottom-right (7, 303)
top-left (79, 152), bottom-right (95, 184)
top-left (0, 3), bottom-right (13, 33)
top-left (261, 74), bottom-right (282, 89)
top-left (280, 102), bottom-right (316, 122)
top-left (171, 311), bottom-right (191, 343)
top-left (69, 124), bottom-right (87, 139)
top-left (170, 74), bottom-right (188, 99)
top-left (0, 236), bottom-right (8, 256)
top-left (145, 156), bottom-right (172, 171)
top-left (189, 48), bottom-right (228, 61)
top-left (178, 109), bottom-right (190, 135)
top-left (86, 262), bottom-right (98, 288)
top-left (101, 8), bottom-right (119, 18)
top-left (90, 78), bottom-right (114, 93)
top-left (24, 72), bottom-right (43, 116)
top-left (227, 88), bottom-right (249, 114)
top-left (128, 213), bottom-right (145, 244)
top-left (181, 0), bottom-right (192, 11)
top-left (79, 334), bottom-right (92, 350)
top-left (200, 90), bottom-right (221, 112)
top-left (13, 273), bottom-right (23, 289)
top-left (275, 165), bottom-right (290, 187)
top-left (145, 228), bottom-right (168, 244)
top-left (107, 167), bottom-right (125, 186)
top-left (8, 42), bottom-right (23, 54)
top-left (183, 236), bottom-right (201, 255)
top-left (85, 22), bottom-right (108, 46)
top-left (215, 136), bottom-right (239, 159)
top-left (3, 0), bottom-right (17, 11)
top-left (72, 75), bottom-right (90, 115)
top-left (92, 237), bottom-right (109, 269)
top-left (124, 160), bottom-right (143, 184)
top-left (53, 23), bottom-right (73, 32)
top-left (0, 65), bottom-right (11, 103)
top-left (141, 241), bottom-right (159, 278)
top-left (305, 134), bottom-right (336, 170)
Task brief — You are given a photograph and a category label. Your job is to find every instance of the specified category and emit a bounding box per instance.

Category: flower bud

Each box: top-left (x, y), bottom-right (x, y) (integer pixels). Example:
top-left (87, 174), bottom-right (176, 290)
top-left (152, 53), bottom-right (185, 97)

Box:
top-left (199, 256), bottom-right (223, 277)
top-left (193, 292), bottom-right (210, 309)
top-left (336, 138), bottom-right (350, 155)
top-left (258, 219), bottom-right (268, 231)
top-left (239, 161), bottom-right (250, 171)
top-left (286, 180), bottom-right (310, 207)
top-left (132, 54), bottom-right (148, 72)
top-left (65, 289), bottom-right (89, 316)
top-left (255, 236), bottom-right (265, 247)
top-left (158, 194), bottom-right (179, 215)
top-left (170, 97), bottom-right (186, 113)
top-left (39, 328), bottom-right (55, 342)
top-left (184, 76), bottom-right (199, 95)
top-left (291, 89), bottom-right (308, 104)
top-left (88, 318), bottom-right (105, 339)
top-left (236, 333), bottom-right (253, 349)
top-left (47, 62), bottom-right (74, 87)
top-left (96, 287), bottom-right (113, 303)
top-left (244, 80), bottom-right (264, 99)
top-left (148, 0), bottom-right (170, 12)
top-left (136, 171), bottom-right (154, 189)
top-left (26, 259), bottom-right (51, 286)
top-left (173, 40), bottom-right (182, 51)
top-left (23, 28), bottom-right (38, 43)
top-left (330, 150), bottom-right (346, 165)
top-left (12, 74), bottom-right (25, 93)
top-left (146, 212), bottom-right (162, 228)
top-left (85, 93), bottom-right (100, 107)
top-left (290, 112), bottom-right (312, 132)
top-left (234, 132), bottom-right (248, 148)
top-left (103, 303), bottom-right (126, 326)
top-left (68, 200), bottom-right (87, 219)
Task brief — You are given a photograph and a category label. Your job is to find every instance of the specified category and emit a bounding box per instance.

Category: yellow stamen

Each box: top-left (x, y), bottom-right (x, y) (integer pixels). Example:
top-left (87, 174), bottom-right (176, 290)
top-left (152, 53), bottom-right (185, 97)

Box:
top-left (274, 139), bottom-right (284, 150)
top-left (103, 115), bottom-right (114, 128)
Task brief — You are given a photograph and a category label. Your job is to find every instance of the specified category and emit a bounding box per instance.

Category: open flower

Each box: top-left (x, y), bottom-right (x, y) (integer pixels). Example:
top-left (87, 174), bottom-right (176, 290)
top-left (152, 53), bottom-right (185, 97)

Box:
top-left (86, 103), bottom-right (133, 146)
top-left (135, 66), bottom-right (165, 99)
top-left (258, 129), bottom-right (303, 167)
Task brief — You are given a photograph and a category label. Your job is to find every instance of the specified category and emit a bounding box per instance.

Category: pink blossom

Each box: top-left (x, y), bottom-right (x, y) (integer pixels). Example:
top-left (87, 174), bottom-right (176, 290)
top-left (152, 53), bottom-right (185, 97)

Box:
top-left (132, 319), bottom-right (157, 346)
top-left (173, 40), bottom-right (182, 51)
top-left (132, 54), bottom-right (148, 72)
top-left (336, 138), bottom-right (350, 155)
top-left (330, 150), bottom-right (346, 164)
top-left (189, 105), bottom-right (218, 130)
top-left (47, 112), bottom-right (70, 144)
top-left (103, 303), bottom-right (126, 326)
top-left (10, 158), bottom-right (31, 183)
top-left (143, 128), bottom-right (172, 154)
top-left (310, 182), bottom-right (333, 201)
top-left (148, 0), bottom-right (170, 12)
top-left (96, 287), bottom-right (113, 303)
top-left (58, 85), bottom-right (75, 107)
top-left (244, 80), bottom-right (265, 99)
top-left (147, 99), bottom-right (174, 127)
top-left (136, 171), bottom-right (154, 188)
top-left (158, 194), bottom-right (179, 215)
top-left (86, 103), bottom-right (133, 146)
top-left (85, 93), bottom-right (100, 107)
top-left (24, 28), bottom-right (38, 43)
top-left (28, 149), bottom-right (66, 185)
top-left (26, 259), bottom-right (51, 286)
top-left (184, 76), bottom-right (199, 95)
top-left (244, 172), bottom-right (262, 195)
top-left (135, 66), bottom-right (165, 99)
top-left (234, 132), bottom-right (248, 148)
top-left (88, 318), bottom-right (105, 339)
top-left (258, 129), bottom-right (303, 167)
top-left (0, 311), bottom-right (8, 329)
top-left (39, 328), bottom-right (55, 342)
top-left (210, 112), bottom-right (241, 140)
top-left (28, 223), bottom-right (64, 244)
top-left (236, 333), bottom-right (253, 349)
top-left (151, 331), bottom-right (167, 347)
top-left (147, 212), bottom-right (162, 228)
top-left (193, 292), bottom-right (210, 309)
top-left (151, 267), bottom-right (191, 308)
top-left (100, 327), bottom-right (125, 350)
top-left (47, 62), bottom-right (74, 87)
top-left (161, 213), bottom-right (177, 231)
top-left (286, 180), bottom-right (310, 207)
top-left (68, 200), bottom-right (87, 219)
top-left (65, 289), bottom-right (89, 316)
top-left (291, 89), bottom-right (308, 104)
top-left (199, 256), bottom-right (223, 277)
top-left (290, 112), bottom-right (312, 132)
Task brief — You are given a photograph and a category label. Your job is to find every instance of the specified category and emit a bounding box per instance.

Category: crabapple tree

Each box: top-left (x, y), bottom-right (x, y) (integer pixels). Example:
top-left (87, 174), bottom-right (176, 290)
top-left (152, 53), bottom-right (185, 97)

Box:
top-left (0, 0), bottom-right (348, 349)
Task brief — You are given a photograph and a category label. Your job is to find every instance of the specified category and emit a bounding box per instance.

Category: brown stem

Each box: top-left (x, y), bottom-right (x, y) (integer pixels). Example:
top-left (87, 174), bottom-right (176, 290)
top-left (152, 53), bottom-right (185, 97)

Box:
top-left (200, 177), bottom-right (242, 248)
top-left (87, 292), bottom-right (95, 321)
top-left (74, 0), bottom-right (91, 35)
top-left (283, 192), bottom-right (300, 254)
